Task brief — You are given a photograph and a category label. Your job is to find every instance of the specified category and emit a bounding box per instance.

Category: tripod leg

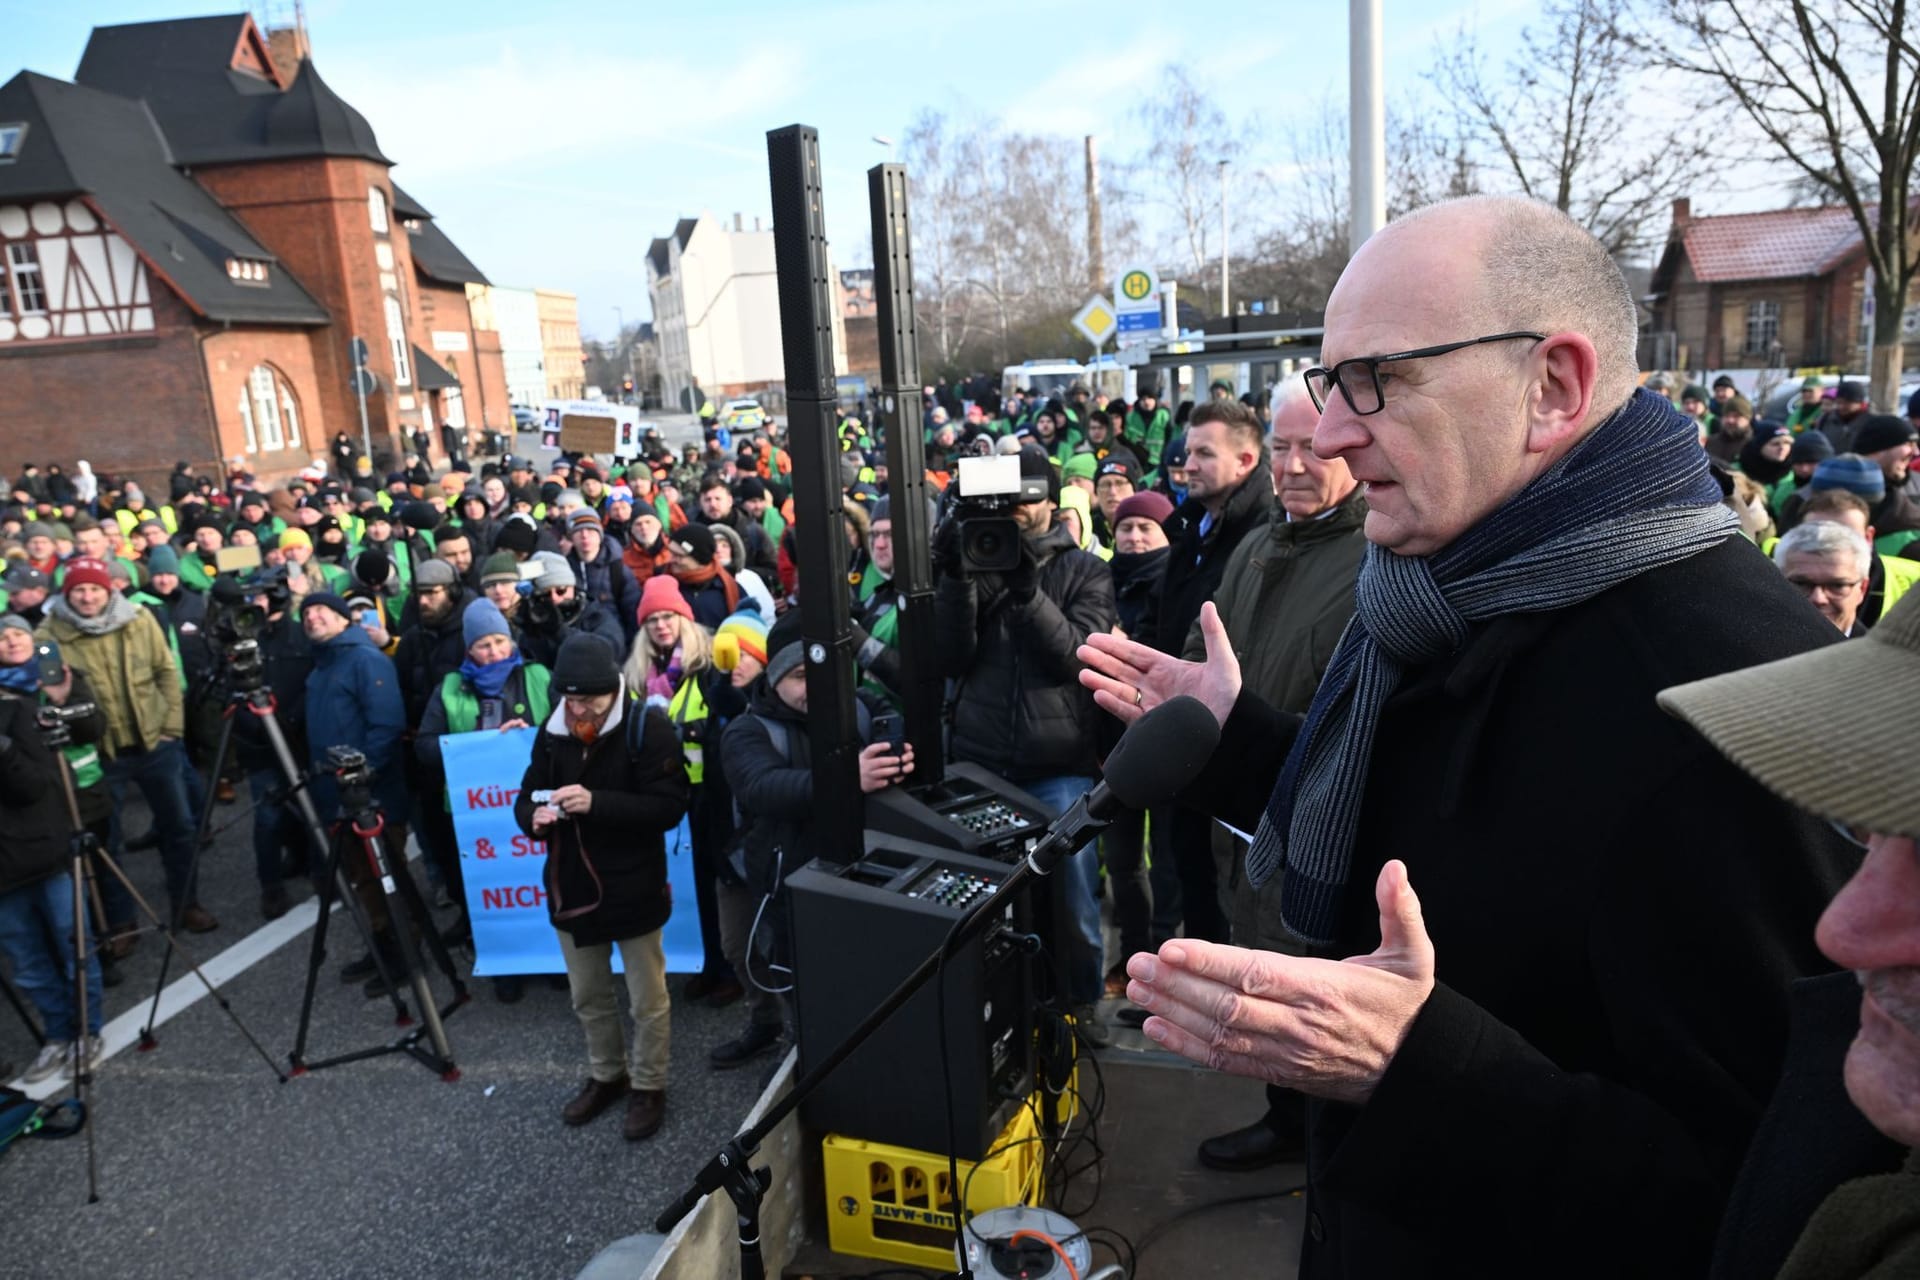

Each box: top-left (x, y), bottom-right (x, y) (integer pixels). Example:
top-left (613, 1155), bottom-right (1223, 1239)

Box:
top-left (139, 707), bottom-right (238, 1042)
top-left (86, 842), bottom-right (287, 1082)
top-left (68, 842), bottom-right (99, 1202)
top-left (288, 825), bottom-right (344, 1072)
top-left (357, 825), bottom-right (454, 1069)
top-left (387, 834), bottom-right (467, 998)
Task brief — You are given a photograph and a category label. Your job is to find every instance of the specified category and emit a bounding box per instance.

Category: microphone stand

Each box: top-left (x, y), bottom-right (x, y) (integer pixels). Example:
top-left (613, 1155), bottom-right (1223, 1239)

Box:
top-left (651, 829), bottom-right (1095, 1280)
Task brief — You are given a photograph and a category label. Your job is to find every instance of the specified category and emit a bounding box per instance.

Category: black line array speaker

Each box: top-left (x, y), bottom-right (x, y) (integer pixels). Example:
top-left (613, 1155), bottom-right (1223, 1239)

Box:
top-left (787, 835), bottom-right (1034, 1160)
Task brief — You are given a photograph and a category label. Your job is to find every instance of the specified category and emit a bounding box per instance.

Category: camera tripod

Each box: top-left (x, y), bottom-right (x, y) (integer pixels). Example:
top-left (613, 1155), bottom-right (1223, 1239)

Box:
top-left (289, 749), bottom-right (467, 1080)
top-left (135, 659), bottom-right (416, 1054)
top-left (39, 705), bottom-right (285, 1202)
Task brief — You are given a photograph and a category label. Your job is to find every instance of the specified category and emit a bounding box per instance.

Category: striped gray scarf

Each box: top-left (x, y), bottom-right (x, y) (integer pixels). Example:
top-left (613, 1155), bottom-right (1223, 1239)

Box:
top-left (1245, 389), bottom-right (1741, 945)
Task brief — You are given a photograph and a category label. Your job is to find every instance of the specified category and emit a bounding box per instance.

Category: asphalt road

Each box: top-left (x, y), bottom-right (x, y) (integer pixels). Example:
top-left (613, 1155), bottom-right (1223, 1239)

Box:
top-left (0, 785), bottom-right (768, 1280)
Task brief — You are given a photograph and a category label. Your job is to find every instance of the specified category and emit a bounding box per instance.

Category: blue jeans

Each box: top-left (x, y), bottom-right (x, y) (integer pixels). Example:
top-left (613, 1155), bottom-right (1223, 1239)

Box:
top-left (104, 739), bottom-right (200, 919)
top-left (0, 872), bottom-right (105, 1042)
top-left (1021, 774), bottom-right (1104, 1007)
top-left (248, 767), bottom-right (311, 890)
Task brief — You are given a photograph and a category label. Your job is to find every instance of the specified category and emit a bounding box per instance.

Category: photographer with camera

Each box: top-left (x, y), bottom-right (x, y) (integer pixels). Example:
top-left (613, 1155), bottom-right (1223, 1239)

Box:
top-left (38, 556), bottom-right (215, 935)
top-left (512, 633), bottom-right (689, 1140)
top-left (301, 592), bottom-right (416, 997)
top-left (933, 446), bottom-right (1117, 1042)
top-left (519, 551), bottom-right (624, 670)
top-left (217, 569), bottom-right (315, 921)
top-left (0, 617), bottom-right (109, 1083)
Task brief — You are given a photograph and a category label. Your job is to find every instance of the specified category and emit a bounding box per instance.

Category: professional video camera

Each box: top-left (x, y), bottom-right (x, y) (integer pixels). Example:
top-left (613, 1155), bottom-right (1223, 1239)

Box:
top-left (206, 550), bottom-right (275, 687)
top-left (947, 454), bottom-right (1048, 574)
top-left (326, 745), bottom-right (374, 814)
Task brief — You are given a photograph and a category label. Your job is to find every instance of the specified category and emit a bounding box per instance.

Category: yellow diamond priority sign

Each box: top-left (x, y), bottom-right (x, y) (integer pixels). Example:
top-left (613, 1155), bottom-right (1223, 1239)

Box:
top-left (1072, 294), bottom-right (1117, 346)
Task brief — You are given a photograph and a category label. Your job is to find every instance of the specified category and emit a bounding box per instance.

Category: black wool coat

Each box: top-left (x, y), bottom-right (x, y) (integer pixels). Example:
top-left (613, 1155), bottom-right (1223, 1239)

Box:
top-left (1140, 461), bottom-right (1271, 655)
top-left (1178, 535), bottom-right (1860, 1279)
top-left (514, 697), bottom-right (690, 946)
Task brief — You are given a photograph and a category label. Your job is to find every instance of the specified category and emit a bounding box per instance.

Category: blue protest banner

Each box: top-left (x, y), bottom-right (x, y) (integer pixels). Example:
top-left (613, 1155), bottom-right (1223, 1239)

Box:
top-left (441, 727), bottom-right (704, 977)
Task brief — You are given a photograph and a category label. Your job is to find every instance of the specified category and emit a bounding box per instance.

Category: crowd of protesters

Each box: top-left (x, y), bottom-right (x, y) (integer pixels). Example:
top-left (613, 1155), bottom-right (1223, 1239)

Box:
top-left (0, 191), bottom-right (1915, 1273)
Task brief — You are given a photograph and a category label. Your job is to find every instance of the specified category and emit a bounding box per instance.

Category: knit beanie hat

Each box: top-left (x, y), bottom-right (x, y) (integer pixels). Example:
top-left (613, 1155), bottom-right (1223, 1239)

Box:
top-left (765, 609), bottom-right (806, 686)
top-left (401, 500), bottom-right (441, 532)
top-left (716, 609), bottom-right (769, 666)
top-left (463, 598), bottom-right (512, 649)
top-left (1721, 394), bottom-right (1753, 419)
top-left (414, 559), bottom-right (457, 591)
top-left (1018, 445), bottom-right (1061, 504)
top-left (1787, 431), bottom-right (1834, 466)
top-left (1061, 453), bottom-right (1098, 483)
top-left (671, 523), bottom-right (716, 566)
top-left (354, 549), bottom-right (394, 588)
top-left (529, 551), bottom-right (574, 591)
top-left (551, 632), bottom-right (621, 696)
top-left (1096, 454), bottom-right (1142, 486)
top-left (636, 573), bottom-right (693, 624)
top-left (1113, 490), bottom-right (1175, 528)
top-left (302, 592), bottom-right (352, 622)
top-left (60, 556), bottom-right (112, 596)
top-left (0, 614), bottom-right (32, 636)
top-left (480, 551), bottom-right (520, 585)
top-left (278, 528), bottom-right (312, 551)
top-left (24, 522), bottom-right (56, 542)
top-left (1681, 383), bottom-right (1711, 403)
top-left (1811, 454), bottom-right (1886, 500)
top-left (1851, 414), bottom-right (1918, 456)
top-left (733, 476), bottom-right (767, 502)
top-left (568, 508), bottom-right (603, 535)
top-left (146, 544), bottom-right (181, 576)
top-left (494, 515), bottom-right (538, 556)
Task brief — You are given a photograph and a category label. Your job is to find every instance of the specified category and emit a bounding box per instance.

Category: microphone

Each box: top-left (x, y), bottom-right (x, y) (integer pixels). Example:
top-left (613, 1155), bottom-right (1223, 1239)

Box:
top-left (1024, 695), bottom-right (1220, 876)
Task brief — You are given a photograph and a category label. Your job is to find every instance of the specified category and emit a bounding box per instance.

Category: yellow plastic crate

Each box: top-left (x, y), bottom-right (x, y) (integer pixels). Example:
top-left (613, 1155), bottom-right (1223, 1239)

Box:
top-left (823, 1102), bottom-right (1045, 1271)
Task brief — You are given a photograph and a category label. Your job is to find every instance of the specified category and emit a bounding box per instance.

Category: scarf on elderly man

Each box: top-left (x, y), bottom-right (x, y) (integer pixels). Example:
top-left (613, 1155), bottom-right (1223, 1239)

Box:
top-left (1245, 388), bottom-right (1743, 945)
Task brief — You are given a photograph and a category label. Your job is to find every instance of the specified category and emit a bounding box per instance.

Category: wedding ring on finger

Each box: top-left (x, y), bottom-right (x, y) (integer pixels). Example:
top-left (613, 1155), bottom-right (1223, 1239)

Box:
top-left (1134, 687), bottom-right (1144, 706)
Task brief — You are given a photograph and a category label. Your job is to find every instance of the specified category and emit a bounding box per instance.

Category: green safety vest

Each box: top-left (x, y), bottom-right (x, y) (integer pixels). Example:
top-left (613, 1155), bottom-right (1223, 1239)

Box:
top-left (667, 677), bottom-right (709, 784)
top-left (439, 663), bottom-right (553, 735)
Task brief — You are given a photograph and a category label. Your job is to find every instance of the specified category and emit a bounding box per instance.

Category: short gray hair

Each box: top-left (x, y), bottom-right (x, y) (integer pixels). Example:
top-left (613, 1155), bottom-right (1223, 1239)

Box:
top-left (1394, 195), bottom-right (1642, 417)
top-left (1775, 520), bottom-right (1872, 579)
top-left (1271, 375), bottom-right (1318, 430)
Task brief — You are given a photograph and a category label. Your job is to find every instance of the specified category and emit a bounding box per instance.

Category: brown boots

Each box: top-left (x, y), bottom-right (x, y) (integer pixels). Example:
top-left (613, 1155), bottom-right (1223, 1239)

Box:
top-left (562, 1076), bottom-right (665, 1141)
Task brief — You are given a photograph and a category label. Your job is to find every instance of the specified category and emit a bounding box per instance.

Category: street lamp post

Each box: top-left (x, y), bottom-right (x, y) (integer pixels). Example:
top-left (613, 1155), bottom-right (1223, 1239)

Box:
top-left (1219, 159), bottom-right (1231, 317)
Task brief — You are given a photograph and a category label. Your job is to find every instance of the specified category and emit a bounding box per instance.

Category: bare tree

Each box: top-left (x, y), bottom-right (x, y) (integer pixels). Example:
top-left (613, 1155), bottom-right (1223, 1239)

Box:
top-left (1657, 0), bottom-right (1920, 407)
top-left (900, 109), bottom-right (982, 369)
top-left (1433, 0), bottom-right (1698, 257)
top-left (1126, 68), bottom-right (1262, 281)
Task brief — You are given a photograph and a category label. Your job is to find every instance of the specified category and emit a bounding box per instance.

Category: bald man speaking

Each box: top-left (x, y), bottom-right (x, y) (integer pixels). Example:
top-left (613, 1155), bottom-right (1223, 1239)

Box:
top-left (1080, 195), bottom-right (1857, 1277)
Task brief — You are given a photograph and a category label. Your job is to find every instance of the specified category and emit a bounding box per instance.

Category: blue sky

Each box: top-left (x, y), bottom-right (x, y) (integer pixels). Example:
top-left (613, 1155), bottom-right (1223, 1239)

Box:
top-left (13, 0), bottom-right (1540, 339)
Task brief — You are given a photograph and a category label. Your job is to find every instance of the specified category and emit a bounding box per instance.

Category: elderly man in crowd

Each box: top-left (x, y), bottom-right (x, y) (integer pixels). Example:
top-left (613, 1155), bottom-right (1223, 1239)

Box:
top-left (1081, 193), bottom-right (1854, 1277)
top-left (1774, 521), bottom-right (1874, 637)
top-left (1658, 590), bottom-right (1920, 1278)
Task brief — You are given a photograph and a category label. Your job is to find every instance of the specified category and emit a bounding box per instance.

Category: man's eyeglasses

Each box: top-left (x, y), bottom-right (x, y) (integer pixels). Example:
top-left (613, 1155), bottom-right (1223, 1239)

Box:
top-left (1785, 576), bottom-right (1861, 597)
top-left (1302, 331), bottom-right (1547, 416)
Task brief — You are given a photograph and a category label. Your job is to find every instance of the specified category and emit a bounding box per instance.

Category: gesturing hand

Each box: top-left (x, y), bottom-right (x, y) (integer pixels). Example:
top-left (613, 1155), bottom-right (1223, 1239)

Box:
top-left (1124, 861), bottom-right (1436, 1106)
top-left (1078, 600), bottom-right (1241, 727)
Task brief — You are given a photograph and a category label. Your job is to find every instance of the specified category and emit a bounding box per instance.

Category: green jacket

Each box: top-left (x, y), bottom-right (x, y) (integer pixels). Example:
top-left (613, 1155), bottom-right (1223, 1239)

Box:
top-left (38, 595), bottom-right (184, 756)
top-left (1124, 406), bottom-right (1172, 467)
top-left (439, 663), bottom-right (552, 734)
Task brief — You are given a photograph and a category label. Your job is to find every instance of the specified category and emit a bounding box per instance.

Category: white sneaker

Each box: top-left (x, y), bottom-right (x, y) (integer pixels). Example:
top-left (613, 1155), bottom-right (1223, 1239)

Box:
top-left (71, 1034), bottom-right (102, 1076)
top-left (22, 1040), bottom-right (70, 1085)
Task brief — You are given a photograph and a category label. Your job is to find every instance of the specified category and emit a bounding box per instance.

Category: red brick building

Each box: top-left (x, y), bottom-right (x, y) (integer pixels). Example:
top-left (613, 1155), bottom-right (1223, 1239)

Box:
top-left (0, 15), bottom-right (503, 490)
top-left (1645, 197), bottom-right (1920, 373)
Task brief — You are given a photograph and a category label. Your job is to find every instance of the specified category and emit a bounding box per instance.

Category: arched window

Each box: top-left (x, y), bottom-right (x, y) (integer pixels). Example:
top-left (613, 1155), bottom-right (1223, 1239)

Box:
top-left (239, 365), bottom-right (300, 452)
top-left (386, 296), bottom-right (411, 386)
top-left (368, 187), bottom-right (389, 234)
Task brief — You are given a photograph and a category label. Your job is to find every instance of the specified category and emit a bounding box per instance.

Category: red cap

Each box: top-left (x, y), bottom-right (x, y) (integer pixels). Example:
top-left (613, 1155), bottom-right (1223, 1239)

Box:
top-left (61, 555), bottom-right (113, 596)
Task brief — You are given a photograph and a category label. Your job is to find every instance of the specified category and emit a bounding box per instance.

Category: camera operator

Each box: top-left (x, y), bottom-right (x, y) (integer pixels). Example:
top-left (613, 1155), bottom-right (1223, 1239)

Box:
top-left (301, 592), bottom-right (416, 997)
top-left (933, 445), bottom-right (1117, 1043)
top-left (0, 618), bottom-right (109, 1083)
top-left (38, 556), bottom-right (215, 934)
top-left (520, 550), bottom-right (624, 669)
top-left (220, 570), bottom-right (315, 921)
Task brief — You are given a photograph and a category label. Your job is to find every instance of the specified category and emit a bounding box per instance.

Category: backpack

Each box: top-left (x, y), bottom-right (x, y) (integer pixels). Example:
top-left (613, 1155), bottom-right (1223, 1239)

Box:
top-left (0, 1083), bottom-right (84, 1156)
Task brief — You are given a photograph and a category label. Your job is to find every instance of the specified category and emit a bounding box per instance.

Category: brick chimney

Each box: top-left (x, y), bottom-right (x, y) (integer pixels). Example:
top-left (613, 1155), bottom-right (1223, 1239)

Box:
top-left (265, 26), bottom-right (309, 83)
top-left (1671, 197), bottom-right (1692, 228)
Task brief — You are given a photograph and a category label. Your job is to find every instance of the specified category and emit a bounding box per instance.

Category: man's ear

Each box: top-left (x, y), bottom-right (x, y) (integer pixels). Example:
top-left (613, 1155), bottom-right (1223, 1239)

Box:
top-left (1525, 333), bottom-right (1601, 456)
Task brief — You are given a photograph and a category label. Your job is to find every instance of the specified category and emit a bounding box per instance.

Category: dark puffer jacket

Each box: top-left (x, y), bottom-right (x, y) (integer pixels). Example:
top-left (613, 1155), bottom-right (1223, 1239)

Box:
top-left (514, 691), bottom-right (689, 946)
top-left (568, 537), bottom-right (640, 644)
top-left (935, 521), bottom-right (1116, 782)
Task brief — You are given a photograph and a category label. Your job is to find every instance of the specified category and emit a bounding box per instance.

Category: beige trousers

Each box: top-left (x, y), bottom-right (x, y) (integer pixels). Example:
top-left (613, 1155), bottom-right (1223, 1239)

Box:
top-left (555, 926), bottom-right (671, 1091)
